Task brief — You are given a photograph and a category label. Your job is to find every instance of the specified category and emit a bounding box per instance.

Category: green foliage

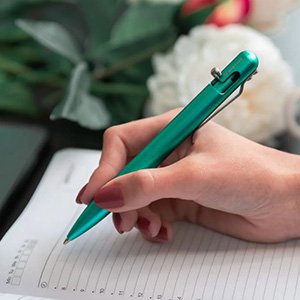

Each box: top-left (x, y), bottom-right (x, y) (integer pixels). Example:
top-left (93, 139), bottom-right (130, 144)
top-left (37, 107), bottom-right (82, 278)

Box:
top-left (51, 62), bottom-right (110, 129)
top-left (0, 0), bottom-right (221, 129)
top-left (16, 19), bottom-right (82, 64)
top-left (77, 0), bottom-right (127, 50)
top-left (111, 3), bottom-right (177, 46)
top-left (0, 73), bottom-right (38, 116)
top-left (0, 20), bottom-right (27, 41)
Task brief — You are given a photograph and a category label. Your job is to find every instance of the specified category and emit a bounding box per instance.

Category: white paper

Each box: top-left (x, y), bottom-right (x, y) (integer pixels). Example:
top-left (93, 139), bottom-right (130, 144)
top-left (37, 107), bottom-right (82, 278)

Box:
top-left (0, 293), bottom-right (57, 300)
top-left (1, 148), bottom-right (300, 300)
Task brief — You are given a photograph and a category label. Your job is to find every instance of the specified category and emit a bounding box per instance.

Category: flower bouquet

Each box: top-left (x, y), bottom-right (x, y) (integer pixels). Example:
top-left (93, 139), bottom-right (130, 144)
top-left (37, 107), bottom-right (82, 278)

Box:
top-left (1, 0), bottom-right (299, 142)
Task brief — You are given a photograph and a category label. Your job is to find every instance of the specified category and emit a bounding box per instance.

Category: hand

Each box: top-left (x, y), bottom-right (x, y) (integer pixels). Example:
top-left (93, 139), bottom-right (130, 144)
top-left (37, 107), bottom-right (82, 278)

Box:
top-left (76, 109), bottom-right (300, 243)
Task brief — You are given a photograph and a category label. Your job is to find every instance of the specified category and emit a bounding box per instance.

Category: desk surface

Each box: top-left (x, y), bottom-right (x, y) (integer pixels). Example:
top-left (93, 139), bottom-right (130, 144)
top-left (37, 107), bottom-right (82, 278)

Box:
top-left (0, 123), bottom-right (47, 205)
top-left (0, 123), bottom-right (49, 238)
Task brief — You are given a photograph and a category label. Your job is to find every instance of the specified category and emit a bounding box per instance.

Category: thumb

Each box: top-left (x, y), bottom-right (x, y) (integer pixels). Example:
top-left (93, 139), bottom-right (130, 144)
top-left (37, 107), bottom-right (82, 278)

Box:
top-left (92, 161), bottom-right (196, 212)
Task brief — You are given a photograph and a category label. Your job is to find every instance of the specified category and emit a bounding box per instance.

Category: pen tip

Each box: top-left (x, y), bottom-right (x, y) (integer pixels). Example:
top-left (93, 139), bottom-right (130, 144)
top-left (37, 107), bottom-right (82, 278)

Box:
top-left (63, 238), bottom-right (70, 245)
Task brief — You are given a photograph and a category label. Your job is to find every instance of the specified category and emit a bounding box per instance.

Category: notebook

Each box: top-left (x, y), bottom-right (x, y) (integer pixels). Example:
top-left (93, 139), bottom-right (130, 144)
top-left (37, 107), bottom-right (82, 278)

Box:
top-left (1, 148), bottom-right (300, 300)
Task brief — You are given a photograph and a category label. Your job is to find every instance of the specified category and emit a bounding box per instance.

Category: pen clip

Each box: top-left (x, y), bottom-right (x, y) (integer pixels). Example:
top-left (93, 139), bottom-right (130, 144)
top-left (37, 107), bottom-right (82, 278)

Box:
top-left (198, 67), bottom-right (258, 129)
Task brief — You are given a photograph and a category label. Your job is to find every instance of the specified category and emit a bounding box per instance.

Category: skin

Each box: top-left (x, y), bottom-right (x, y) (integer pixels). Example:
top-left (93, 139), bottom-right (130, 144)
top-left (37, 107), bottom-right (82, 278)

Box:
top-left (77, 108), bottom-right (300, 243)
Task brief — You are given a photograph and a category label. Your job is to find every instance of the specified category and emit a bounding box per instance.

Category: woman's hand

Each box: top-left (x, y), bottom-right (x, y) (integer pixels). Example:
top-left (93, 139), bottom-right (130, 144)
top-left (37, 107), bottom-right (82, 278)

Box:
top-left (76, 109), bottom-right (300, 243)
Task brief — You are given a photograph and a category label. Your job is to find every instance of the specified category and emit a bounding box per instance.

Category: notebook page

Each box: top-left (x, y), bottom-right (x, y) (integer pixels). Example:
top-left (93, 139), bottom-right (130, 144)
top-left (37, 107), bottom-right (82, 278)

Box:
top-left (1, 148), bottom-right (300, 300)
top-left (0, 293), bottom-right (57, 300)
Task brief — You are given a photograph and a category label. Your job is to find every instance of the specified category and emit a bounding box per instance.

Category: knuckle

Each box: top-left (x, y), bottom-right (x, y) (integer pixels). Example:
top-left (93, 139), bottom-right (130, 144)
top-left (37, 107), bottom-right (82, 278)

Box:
top-left (103, 125), bottom-right (122, 142)
top-left (181, 159), bottom-right (206, 197)
top-left (131, 170), bottom-right (155, 195)
top-left (185, 159), bottom-right (203, 179)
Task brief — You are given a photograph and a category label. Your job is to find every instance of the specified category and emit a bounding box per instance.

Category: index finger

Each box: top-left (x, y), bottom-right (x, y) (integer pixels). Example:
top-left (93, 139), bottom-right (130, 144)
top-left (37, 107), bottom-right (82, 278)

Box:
top-left (80, 108), bottom-right (181, 204)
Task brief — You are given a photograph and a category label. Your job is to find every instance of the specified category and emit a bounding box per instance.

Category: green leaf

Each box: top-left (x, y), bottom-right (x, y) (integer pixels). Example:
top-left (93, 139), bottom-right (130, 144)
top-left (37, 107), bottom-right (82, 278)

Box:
top-left (91, 30), bottom-right (176, 84)
top-left (16, 19), bottom-right (82, 64)
top-left (0, 73), bottom-right (38, 116)
top-left (1, 44), bottom-right (41, 65)
top-left (0, 21), bottom-right (28, 42)
top-left (111, 3), bottom-right (178, 46)
top-left (0, 43), bottom-right (72, 84)
top-left (91, 82), bottom-right (148, 97)
top-left (102, 94), bottom-right (146, 125)
top-left (0, 0), bottom-right (52, 15)
top-left (76, 0), bottom-right (127, 49)
top-left (50, 62), bottom-right (110, 129)
top-left (0, 53), bottom-right (30, 74)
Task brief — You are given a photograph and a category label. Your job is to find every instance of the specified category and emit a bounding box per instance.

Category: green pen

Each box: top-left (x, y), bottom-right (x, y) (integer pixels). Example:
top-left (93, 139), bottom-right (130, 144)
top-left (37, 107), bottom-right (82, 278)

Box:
top-left (64, 50), bottom-right (259, 244)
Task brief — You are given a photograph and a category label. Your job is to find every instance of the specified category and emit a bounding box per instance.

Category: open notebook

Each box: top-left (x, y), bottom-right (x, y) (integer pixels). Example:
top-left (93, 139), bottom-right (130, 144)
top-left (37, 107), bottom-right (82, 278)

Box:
top-left (1, 148), bottom-right (300, 300)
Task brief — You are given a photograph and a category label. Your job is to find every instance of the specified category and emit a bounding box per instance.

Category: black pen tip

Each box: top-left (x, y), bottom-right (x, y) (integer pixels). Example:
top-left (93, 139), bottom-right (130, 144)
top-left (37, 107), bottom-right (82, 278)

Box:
top-left (63, 238), bottom-right (70, 245)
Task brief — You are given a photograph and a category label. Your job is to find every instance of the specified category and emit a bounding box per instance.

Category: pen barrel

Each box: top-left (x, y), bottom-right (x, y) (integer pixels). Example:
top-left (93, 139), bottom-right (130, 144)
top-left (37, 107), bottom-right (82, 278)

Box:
top-left (120, 51), bottom-right (259, 174)
top-left (119, 84), bottom-right (226, 175)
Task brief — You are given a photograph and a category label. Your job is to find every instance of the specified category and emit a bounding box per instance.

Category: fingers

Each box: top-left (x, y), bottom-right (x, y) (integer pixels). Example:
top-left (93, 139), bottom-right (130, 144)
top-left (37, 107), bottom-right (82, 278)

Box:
top-left (115, 202), bottom-right (274, 243)
top-left (114, 207), bottom-right (162, 237)
top-left (92, 158), bottom-right (201, 212)
top-left (113, 210), bottom-right (138, 234)
top-left (100, 109), bottom-right (181, 169)
top-left (79, 161), bottom-right (119, 205)
top-left (115, 203), bottom-right (281, 243)
top-left (78, 109), bottom-right (181, 204)
top-left (135, 207), bottom-right (162, 237)
top-left (114, 209), bottom-right (171, 243)
top-left (142, 220), bottom-right (172, 243)
top-left (112, 198), bottom-right (273, 243)
top-left (112, 204), bottom-right (172, 242)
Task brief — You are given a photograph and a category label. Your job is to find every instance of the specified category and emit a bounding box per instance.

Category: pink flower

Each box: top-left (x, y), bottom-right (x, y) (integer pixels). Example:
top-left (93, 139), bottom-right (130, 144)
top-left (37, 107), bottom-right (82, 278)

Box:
top-left (180, 0), bottom-right (251, 27)
top-left (181, 0), bottom-right (219, 16)
top-left (207, 0), bottom-right (251, 26)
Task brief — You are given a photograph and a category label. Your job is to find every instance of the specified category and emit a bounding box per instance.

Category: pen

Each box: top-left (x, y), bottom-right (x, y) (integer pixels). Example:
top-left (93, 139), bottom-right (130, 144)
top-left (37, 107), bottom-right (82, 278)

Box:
top-left (64, 50), bottom-right (259, 244)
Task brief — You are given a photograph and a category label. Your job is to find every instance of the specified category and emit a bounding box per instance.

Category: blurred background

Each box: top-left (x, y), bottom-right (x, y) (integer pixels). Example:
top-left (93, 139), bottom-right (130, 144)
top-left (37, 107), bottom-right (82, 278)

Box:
top-left (1, 0), bottom-right (300, 236)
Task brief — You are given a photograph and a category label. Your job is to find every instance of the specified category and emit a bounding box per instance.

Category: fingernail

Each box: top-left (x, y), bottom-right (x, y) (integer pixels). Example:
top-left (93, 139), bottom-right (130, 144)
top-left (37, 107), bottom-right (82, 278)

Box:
top-left (155, 226), bottom-right (168, 241)
top-left (94, 184), bottom-right (124, 209)
top-left (76, 184), bottom-right (87, 204)
top-left (113, 213), bottom-right (123, 234)
top-left (137, 217), bottom-right (150, 235)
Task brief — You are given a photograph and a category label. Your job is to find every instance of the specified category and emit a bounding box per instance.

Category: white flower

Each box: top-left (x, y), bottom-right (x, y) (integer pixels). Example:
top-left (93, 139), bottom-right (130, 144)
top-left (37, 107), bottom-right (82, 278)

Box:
top-left (249, 0), bottom-right (300, 31)
top-left (146, 25), bottom-right (295, 142)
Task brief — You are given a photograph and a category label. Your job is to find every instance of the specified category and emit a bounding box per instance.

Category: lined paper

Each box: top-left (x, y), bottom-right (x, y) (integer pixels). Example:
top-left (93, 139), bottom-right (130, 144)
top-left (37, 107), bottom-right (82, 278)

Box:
top-left (0, 293), bottom-right (57, 300)
top-left (1, 148), bottom-right (300, 300)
